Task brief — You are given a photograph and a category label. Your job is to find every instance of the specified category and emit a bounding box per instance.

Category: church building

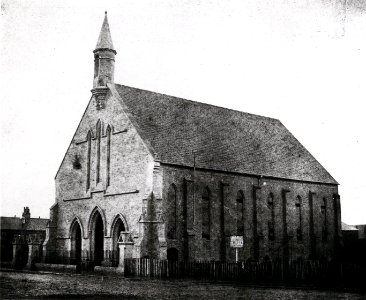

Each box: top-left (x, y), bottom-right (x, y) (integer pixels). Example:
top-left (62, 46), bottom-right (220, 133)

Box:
top-left (44, 13), bottom-right (342, 267)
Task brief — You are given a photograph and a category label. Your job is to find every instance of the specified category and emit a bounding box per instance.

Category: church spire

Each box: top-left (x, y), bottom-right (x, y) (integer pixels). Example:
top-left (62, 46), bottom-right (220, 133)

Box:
top-left (95, 11), bottom-right (116, 52)
top-left (92, 12), bottom-right (117, 109)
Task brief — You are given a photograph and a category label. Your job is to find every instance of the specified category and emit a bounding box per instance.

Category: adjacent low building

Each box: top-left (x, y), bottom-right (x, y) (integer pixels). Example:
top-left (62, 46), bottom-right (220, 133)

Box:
top-left (341, 222), bottom-right (366, 264)
top-left (0, 207), bottom-right (48, 267)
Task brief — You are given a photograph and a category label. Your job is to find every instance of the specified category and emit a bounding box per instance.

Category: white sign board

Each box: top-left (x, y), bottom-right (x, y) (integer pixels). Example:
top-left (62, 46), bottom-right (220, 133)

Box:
top-left (230, 236), bottom-right (243, 248)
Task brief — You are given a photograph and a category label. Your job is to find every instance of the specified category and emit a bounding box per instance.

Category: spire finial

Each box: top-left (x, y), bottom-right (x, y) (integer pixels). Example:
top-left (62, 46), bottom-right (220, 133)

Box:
top-left (105, 11), bottom-right (107, 15)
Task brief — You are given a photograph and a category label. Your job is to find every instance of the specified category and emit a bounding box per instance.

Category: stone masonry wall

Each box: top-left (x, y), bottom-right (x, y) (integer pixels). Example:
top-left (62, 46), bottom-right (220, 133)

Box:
top-left (54, 89), bottom-right (155, 260)
top-left (162, 164), bottom-right (340, 262)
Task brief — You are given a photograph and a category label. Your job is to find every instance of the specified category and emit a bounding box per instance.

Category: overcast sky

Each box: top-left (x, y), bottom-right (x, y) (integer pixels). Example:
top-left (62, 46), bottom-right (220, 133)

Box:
top-left (1, 0), bottom-right (365, 224)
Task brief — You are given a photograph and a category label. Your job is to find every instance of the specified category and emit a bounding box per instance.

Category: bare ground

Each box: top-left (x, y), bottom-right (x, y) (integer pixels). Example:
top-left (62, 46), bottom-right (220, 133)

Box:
top-left (0, 271), bottom-right (365, 299)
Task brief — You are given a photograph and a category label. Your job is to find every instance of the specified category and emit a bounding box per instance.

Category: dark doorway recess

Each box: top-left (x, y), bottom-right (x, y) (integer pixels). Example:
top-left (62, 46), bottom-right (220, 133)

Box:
top-left (71, 222), bottom-right (82, 263)
top-left (94, 213), bottom-right (104, 266)
top-left (167, 248), bottom-right (179, 261)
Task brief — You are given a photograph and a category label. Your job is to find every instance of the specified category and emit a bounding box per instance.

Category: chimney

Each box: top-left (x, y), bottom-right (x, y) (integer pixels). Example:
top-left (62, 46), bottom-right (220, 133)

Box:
top-left (22, 206), bottom-right (31, 223)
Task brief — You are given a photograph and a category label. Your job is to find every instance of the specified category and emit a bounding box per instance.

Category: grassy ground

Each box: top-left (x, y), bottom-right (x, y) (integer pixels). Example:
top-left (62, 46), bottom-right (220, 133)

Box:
top-left (1, 271), bottom-right (365, 299)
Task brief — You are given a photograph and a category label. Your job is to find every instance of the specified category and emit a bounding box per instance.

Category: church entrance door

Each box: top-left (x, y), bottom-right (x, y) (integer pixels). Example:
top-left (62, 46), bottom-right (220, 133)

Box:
top-left (70, 222), bottom-right (82, 263)
top-left (93, 213), bottom-right (104, 266)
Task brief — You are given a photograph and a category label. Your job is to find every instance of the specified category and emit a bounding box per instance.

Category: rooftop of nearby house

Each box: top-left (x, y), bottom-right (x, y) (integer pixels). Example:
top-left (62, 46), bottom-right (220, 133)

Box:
top-left (0, 208), bottom-right (48, 231)
top-left (342, 222), bottom-right (358, 231)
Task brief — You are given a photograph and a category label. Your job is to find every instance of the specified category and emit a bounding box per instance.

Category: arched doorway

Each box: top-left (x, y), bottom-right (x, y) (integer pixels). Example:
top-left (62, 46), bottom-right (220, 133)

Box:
top-left (70, 221), bottom-right (82, 264)
top-left (167, 248), bottom-right (179, 261)
top-left (111, 217), bottom-right (126, 266)
top-left (93, 212), bottom-right (104, 266)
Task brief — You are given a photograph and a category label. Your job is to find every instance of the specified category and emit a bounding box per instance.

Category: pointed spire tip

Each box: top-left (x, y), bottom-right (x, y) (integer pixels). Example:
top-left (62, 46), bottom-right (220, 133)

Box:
top-left (95, 11), bottom-right (115, 53)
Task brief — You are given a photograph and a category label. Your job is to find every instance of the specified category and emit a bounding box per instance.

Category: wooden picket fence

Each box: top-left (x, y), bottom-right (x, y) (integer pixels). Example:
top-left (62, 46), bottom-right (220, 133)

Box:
top-left (124, 258), bottom-right (366, 288)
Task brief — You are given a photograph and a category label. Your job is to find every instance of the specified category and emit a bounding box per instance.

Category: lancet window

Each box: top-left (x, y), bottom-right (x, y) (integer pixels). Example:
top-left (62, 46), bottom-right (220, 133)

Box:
top-left (167, 184), bottom-right (177, 239)
top-left (236, 191), bottom-right (244, 235)
top-left (86, 131), bottom-right (92, 191)
top-left (321, 197), bottom-right (327, 242)
top-left (202, 187), bottom-right (211, 240)
top-left (106, 125), bottom-right (111, 187)
top-left (267, 193), bottom-right (275, 241)
top-left (96, 120), bottom-right (101, 183)
top-left (295, 196), bottom-right (303, 241)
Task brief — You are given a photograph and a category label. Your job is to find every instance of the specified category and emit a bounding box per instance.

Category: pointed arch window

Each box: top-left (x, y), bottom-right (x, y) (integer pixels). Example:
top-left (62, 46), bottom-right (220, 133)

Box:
top-left (167, 184), bottom-right (177, 239)
top-left (267, 193), bottom-right (275, 241)
top-left (86, 131), bottom-right (92, 191)
top-left (236, 191), bottom-right (244, 235)
top-left (295, 196), bottom-right (303, 241)
top-left (321, 197), bottom-right (327, 242)
top-left (202, 187), bottom-right (211, 240)
top-left (106, 125), bottom-right (111, 187)
top-left (96, 120), bottom-right (101, 184)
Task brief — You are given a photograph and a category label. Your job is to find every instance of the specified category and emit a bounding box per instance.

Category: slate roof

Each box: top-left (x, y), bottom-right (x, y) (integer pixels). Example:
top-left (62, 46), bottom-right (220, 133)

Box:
top-left (114, 84), bottom-right (337, 185)
top-left (0, 217), bottom-right (22, 230)
top-left (0, 217), bottom-right (48, 231)
top-left (25, 218), bottom-right (49, 231)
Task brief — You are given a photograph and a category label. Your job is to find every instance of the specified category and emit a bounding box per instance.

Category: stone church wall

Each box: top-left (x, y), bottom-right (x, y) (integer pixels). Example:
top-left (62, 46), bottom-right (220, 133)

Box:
top-left (53, 91), bottom-right (155, 259)
top-left (162, 164), bottom-right (340, 262)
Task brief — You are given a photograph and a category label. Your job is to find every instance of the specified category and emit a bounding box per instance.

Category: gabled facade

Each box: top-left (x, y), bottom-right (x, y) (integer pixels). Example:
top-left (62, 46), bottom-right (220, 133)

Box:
top-left (45, 13), bottom-right (342, 266)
